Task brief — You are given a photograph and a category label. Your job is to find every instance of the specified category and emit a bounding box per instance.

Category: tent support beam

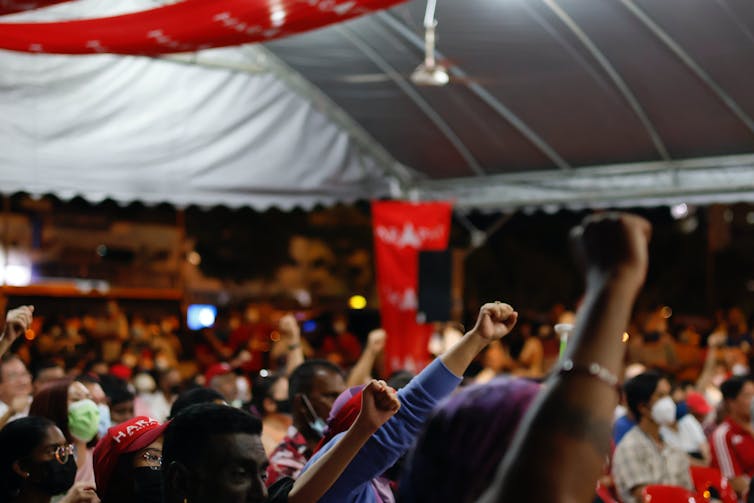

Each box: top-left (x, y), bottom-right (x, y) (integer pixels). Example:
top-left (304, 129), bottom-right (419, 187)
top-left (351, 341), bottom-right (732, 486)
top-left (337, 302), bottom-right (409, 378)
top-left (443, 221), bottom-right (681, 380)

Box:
top-left (620, 0), bottom-right (754, 139)
top-left (377, 11), bottom-right (573, 172)
top-left (415, 153), bottom-right (754, 210)
top-left (543, 0), bottom-right (671, 161)
top-left (335, 24), bottom-right (487, 177)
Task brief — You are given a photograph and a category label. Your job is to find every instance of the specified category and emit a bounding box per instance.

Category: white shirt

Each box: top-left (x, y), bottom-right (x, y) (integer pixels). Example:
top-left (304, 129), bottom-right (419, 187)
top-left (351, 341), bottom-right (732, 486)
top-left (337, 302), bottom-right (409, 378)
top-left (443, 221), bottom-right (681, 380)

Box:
top-left (661, 414), bottom-right (706, 454)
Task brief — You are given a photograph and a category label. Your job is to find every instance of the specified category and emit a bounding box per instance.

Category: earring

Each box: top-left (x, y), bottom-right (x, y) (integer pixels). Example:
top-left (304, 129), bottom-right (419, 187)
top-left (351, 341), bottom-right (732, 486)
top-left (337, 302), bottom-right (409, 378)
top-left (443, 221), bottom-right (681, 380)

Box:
top-left (24, 472), bottom-right (30, 478)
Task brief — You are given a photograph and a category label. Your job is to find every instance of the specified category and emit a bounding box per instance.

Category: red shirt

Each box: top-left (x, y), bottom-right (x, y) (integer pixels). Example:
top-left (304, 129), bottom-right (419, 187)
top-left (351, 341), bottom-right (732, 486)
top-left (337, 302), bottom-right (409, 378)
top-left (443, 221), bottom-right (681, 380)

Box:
top-left (266, 426), bottom-right (312, 487)
top-left (711, 418), bottom-right (754, 478)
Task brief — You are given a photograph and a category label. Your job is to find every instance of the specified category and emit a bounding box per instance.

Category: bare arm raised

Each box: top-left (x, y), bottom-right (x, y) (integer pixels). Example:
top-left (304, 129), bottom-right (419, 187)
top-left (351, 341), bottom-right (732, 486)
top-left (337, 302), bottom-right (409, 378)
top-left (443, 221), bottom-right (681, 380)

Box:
top-left (479, 213), bottom-right (651, 503)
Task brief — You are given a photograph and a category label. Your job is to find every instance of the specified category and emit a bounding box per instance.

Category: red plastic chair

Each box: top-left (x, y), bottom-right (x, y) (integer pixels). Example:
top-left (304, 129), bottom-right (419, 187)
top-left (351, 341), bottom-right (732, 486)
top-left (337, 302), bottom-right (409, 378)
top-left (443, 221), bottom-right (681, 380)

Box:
top-left (642, 484), bottom-right (698, 502)
top-left (689, 466), bottom-right (738, 503)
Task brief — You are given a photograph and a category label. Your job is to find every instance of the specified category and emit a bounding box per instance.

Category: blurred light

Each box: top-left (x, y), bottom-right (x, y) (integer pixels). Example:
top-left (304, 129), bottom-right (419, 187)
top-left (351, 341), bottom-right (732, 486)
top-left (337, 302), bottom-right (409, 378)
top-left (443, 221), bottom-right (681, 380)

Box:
top-left (747, 212), bottom-right (754, 225)
top-left (96, 245), bottom-right (107, 257)
top-left (660, 306), bottom-right (673, 319)
top-left (294, 289), bottom-right (311, 307)
top-left (187, 251), bottom-right (202, 266)
top-left (670, 203), bottom-right (688, 220)
top-left (622, 332), bottom-right (630, 343)
top-left (3, 265), bottom-right (31, 286)
top-left (747, 280), bottom-right (754, 292)
top-left (198, 308), bottom-right (215, 326)
top-left (270, 8), bottom-right (286, 26)
top-left (679, 216), bottom-right (698, 234)
top-left (302, 320), bottom-right (317, 333)
top-left (25, 329), bottom-right (36, 341)
top-left (724, 209), bottom-right (734, 223)
top-left (349, 295), bottom-right (367, 310)
top-left (703, 490), bottom-right (711, 500)
top-left (259, 369), bottom-right (270, 378)
top-left (187, 304), bottom-right (217, 330)
top-left (270, 330), bottom-right (281, 342)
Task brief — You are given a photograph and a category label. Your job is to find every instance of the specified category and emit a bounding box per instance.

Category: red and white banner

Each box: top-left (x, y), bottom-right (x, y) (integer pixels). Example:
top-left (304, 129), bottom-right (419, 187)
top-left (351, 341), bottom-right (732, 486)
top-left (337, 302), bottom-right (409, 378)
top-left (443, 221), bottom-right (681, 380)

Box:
top-left (372, 200), bottom-right (452, 374)
top-left (0, 0), bottom-right (407, 55)
top-left (0, 0), bottom-right (74, 16)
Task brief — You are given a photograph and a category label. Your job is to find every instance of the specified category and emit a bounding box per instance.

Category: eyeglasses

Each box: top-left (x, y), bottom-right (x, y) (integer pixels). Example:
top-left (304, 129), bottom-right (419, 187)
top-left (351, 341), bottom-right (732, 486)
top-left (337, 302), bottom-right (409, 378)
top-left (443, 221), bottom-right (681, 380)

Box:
top-left (46, 444), bottom-right (75, 464)
top-left (142, 450), bottom-right (162, 470)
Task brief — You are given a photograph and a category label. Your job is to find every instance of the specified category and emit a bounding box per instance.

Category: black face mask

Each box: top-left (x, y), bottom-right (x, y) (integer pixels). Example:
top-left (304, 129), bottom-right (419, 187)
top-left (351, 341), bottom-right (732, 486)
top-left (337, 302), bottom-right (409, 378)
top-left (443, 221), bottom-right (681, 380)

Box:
top-left (133, 467), bottom-right (163, 503)
top-left (29, 457), bottom-right (77, 495)
top-left (274, 399), bottom-right (292, 415)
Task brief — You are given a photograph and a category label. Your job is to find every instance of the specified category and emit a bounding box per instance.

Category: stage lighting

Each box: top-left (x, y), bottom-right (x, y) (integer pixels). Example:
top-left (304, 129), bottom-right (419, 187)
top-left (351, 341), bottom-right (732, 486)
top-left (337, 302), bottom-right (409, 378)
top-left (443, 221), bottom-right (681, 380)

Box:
top-left (349, 295), bottom-right (367, 310)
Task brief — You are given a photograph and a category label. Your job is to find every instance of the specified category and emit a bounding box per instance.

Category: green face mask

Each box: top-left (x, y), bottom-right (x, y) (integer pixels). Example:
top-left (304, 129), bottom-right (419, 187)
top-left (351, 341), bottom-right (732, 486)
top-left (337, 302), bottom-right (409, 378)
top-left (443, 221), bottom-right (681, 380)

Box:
top-left (68, 399), bottom-right (100, 442)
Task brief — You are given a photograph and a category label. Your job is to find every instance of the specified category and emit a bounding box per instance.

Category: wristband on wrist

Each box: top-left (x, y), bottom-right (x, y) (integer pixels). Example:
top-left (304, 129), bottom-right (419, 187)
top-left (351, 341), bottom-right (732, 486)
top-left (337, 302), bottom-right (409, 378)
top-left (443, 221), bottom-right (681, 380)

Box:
top-left (558, 359), bottom-right (621, 395)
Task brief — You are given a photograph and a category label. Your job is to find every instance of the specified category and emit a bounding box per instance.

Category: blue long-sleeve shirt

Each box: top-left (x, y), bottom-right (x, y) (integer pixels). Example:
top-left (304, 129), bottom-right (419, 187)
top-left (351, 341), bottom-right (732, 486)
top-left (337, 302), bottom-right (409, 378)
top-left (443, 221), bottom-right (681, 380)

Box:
top-left (300, 358), bottom-right (462, 503)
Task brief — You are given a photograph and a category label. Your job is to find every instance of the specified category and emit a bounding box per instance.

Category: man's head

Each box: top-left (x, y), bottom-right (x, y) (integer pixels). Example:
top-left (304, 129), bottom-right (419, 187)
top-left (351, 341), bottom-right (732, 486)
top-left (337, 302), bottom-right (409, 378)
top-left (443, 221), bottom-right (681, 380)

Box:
top-left (721, 376), bottom-right (754, 423)
top-left (32, 360), bottom-right (65, 395)
top-left (162, 403), bottom-right (267, 503)
top-left (288, 360), bottom-right (345, 442)
top-left (99, 374), bottom-right (135, 426)
top-left (205, 363), bottom-right (237, 403)
top-left (158, 368), bottom-right (182, 397)
top-left (624, 372), bottom-right (674, 427)
top-left (0, 354), bottom-right (32, 405)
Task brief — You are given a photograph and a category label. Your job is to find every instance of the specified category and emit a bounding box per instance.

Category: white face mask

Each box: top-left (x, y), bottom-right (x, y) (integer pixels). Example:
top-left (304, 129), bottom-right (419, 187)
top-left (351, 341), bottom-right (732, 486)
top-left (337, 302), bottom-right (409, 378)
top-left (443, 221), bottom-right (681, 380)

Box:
top-left (651, 396), bottom-right (677, 426)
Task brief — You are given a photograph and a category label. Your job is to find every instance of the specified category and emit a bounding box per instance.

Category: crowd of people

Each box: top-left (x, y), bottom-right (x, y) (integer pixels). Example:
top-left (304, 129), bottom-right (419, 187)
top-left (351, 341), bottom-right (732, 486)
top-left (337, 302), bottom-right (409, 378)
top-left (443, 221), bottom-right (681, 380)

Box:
top-left (1, 213), bottom-right (753, 502)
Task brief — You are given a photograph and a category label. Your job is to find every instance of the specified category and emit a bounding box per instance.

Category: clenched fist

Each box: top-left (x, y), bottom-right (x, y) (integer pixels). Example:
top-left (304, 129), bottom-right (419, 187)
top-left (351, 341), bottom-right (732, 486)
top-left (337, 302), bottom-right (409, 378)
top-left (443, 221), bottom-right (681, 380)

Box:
top-left (356, 379), bottom-right (400, 432)
top-left (2, 305), bottom-right (33, 345)
top-left (469, 302), bottom-right (518, 342)
top-left (572, 213), bottom-right (651, 290)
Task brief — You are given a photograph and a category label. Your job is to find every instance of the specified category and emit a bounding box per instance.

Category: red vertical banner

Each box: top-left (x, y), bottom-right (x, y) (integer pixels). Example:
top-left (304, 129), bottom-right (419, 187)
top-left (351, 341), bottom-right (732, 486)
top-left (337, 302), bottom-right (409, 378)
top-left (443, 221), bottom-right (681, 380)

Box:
top-left (372, 200), bottom-right (453, 374)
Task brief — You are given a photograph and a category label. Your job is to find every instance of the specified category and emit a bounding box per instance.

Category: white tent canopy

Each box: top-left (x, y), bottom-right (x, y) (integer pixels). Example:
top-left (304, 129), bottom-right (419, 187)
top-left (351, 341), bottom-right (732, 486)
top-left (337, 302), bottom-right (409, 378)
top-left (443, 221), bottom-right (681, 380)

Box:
top-left (2, 0), bottom-right (754, 210)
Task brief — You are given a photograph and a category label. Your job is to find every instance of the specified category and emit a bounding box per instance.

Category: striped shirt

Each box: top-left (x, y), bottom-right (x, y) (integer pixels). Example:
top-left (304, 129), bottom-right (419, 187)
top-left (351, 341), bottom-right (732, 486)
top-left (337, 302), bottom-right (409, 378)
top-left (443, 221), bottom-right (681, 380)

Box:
top-left (711, 418), bottom-right (754, 479)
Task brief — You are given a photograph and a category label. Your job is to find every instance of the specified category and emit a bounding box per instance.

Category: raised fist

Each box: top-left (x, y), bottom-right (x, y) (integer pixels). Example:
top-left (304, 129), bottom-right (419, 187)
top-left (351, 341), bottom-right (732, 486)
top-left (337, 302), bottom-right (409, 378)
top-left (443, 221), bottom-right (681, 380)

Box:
top-left (572, 213), bottom-right (651, 289)
top-left (2, 305), bottom-right (33, 345)
top-left (357, 379), bottom-right (400, 432)
top-left (366, 329), bottom-right (386, 354)
top-left (279, 314), bottom-right (301, 340)
top-left (470, 302), bottom-right (518, 342)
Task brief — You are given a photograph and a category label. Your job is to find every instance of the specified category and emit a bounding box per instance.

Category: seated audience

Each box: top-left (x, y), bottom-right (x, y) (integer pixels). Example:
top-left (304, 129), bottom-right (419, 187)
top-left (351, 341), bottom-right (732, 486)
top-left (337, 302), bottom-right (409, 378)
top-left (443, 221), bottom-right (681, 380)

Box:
top-left (612, 372), bottom-right (693, 502)
top-left (711, 375), bottom-right (754, 495)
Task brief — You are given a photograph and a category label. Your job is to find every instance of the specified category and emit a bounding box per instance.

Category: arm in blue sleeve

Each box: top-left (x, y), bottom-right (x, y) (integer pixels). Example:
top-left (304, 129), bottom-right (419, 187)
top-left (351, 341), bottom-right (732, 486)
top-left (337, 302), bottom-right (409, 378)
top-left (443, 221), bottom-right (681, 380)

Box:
top-left (303, 358), bottom-right (461, 502)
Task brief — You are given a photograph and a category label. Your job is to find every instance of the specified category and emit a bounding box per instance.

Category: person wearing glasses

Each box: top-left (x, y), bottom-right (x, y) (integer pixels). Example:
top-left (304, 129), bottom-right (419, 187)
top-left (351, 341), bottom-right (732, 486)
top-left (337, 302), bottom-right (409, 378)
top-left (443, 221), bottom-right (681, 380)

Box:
top-left (0, 415), bottom-right (99, 502)
top-left (92, 415), bottom-right (169, 503)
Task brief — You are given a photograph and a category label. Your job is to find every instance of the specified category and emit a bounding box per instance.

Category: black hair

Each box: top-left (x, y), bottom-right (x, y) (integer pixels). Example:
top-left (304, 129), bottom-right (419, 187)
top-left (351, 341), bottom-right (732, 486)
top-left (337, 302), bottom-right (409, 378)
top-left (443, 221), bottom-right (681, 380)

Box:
top-left (31, 360), bottom-right (64, 381)
top-left (721, 376), bottom-right (752, 401)
top-left (288, 360), bottom-right (343, 402)
top-left (0, 416), bottom-right (56, 499)
top-left (250, 373), bottom-right (284, 417)
top-left (99, 374), bottom-right (135, 406)
top-left (387, 371), bottom-right (414, 390)
top-left (169, 387), bottom-right (225, 419)
top-left (624, 371), bottom-right (662, 421)
top-left (162, 403), bottom-right (262, 474)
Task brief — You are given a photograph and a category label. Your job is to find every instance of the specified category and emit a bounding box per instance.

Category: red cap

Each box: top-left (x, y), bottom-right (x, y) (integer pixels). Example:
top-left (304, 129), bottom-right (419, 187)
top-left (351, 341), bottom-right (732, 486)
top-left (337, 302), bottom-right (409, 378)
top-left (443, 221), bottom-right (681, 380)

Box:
top-left (93, 416), bottom-right (169, 497)
top-left (110, 363), bottom-right (132, 381)
top-left (686, 391), bottom-right (712, 415)
top-left (204, 362), bottom-right (233, 384)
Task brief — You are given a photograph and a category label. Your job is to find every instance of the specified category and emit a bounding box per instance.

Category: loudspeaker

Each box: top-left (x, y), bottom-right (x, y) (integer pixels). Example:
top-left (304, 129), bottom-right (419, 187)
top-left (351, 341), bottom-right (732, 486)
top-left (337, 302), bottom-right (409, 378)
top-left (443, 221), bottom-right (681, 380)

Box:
top-left (417, 250), bottom-right (452, 323)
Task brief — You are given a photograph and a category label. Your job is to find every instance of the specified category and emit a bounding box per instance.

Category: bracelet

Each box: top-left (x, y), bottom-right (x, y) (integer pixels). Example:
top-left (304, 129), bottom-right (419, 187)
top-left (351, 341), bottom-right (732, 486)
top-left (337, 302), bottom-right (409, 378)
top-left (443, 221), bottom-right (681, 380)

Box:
top-left (558, 359), bottom-right (621, 394)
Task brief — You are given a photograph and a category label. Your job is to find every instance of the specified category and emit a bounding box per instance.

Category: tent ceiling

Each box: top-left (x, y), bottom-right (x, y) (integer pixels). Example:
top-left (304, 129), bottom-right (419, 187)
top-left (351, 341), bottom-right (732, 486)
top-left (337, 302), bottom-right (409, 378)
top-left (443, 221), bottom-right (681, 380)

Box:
top-left (2, 0), bottom-right (754, 210)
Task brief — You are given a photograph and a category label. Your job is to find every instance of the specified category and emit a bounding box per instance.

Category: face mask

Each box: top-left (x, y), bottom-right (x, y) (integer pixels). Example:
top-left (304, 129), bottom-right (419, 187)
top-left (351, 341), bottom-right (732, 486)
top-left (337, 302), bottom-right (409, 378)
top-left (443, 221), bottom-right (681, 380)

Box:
top-left (275, 399), bottom-right (291, 415)
top-left (651, 396), bottom-right (677, 426)
top-left (301, 395), bottom-right (327, 439)
top-left (29, 457), bottom-right (77, 495)
top-left (68, 398), bottom-right (100, 442)
top-left (133, 467), bottom-right (163, 503)
top-left (97, 403), bottom-right (112, 439)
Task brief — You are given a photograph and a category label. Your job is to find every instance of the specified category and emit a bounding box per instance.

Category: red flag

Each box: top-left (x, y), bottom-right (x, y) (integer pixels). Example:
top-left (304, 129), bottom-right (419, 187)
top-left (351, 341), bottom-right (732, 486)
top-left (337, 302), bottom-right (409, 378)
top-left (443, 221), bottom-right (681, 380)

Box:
top-left (0, 0), bottom-right (408, 55)
top-left (372, 200), bottom-right (452, 374)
